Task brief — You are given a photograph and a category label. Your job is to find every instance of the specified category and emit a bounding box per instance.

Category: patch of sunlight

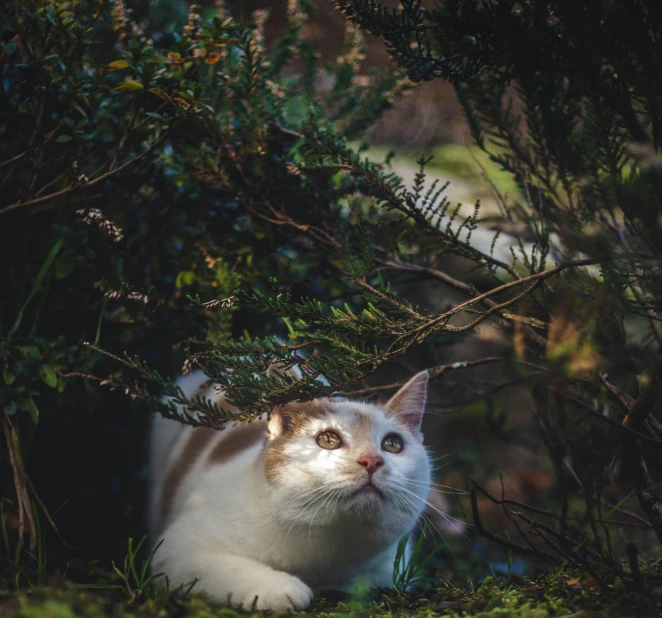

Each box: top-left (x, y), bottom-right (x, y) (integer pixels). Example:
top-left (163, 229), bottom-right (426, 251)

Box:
top-left (425, 143), bottom-right (520, 199)
top-left (354, 141), bottom-right (521, 207)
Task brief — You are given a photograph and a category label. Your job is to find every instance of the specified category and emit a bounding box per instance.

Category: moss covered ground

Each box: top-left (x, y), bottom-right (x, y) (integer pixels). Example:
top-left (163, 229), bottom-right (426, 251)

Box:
top-left (2, 568), bottom-right (662, 618)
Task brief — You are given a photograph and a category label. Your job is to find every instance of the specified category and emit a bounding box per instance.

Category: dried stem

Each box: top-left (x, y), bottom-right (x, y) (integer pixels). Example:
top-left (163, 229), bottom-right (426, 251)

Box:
top-left (0, 130), bottom-right (170, 216)
top-left (341, 356), bottom-right (505, 396)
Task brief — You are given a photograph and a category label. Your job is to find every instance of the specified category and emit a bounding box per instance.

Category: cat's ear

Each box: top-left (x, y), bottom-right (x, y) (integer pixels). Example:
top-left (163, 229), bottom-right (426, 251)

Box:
top-left (267, 404), bottom-right (294, 438)
top-left (266, 364), bottom-right (301, 438)
top-left (384, 371), bottom-right (428, 437)
top-left (266, 361), bottom-right (301, 381)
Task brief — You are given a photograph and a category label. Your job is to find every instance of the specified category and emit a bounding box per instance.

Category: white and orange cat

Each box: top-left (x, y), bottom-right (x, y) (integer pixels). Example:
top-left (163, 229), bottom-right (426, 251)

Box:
top-left (149, 368), bottom-right (431, 611)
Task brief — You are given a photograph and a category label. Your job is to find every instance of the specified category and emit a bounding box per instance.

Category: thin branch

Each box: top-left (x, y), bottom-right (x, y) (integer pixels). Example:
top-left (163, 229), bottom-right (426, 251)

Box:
top-left (0, 131), bottom-right (169, 216)
top-left (407, 259), bottom-right (597, 339)
top-left (469, 480), bottom-right (562, 566)
top-left (0, 151), bottom-right (27, 169)
top-left (340, 356), bottom-right (504, 397)
top-left (560, 389), bottom-right (662, 444)
top-left (25, 476), bottom-right (76, 549)
top-left (472, 478), bottom-right (651, 529)
top-left (376, 253), bottom-right (548, 346)
top-left (599, 373), bottom-right (636, 410)
top-left (629, 283), bottom-right (662, 346)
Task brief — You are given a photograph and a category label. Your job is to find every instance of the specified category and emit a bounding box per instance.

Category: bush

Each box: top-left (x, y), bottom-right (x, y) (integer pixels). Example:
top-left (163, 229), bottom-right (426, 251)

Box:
top-left (0, 0), bottom-right (403, 560)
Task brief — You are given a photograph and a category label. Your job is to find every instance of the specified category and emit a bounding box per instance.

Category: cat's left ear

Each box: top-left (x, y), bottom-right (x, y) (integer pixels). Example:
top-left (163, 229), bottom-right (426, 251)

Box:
top-left (384, 371), bottom-right (428, 438)
top-left (267, 404), bottom-right (292, 438)
top-left (265, 366), bottom-right (302, 438)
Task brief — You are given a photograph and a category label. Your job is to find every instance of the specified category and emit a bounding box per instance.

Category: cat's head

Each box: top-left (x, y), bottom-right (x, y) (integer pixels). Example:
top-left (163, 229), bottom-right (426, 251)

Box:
top-left (263, 371), bottom-right (431, 532)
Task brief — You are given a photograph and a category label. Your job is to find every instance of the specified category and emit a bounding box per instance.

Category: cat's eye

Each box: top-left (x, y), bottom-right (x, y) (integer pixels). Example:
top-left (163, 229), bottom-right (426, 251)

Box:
top-left (316, 430), bottom-right (343, 450)
top-left (382, 434), bottom-right (404, 453)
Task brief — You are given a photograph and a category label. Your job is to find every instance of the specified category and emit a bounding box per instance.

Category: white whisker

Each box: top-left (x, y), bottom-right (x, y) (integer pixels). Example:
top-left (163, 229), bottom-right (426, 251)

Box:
top-left (393, 483), bottom-right (472, 546)
top-left (308, 489), bottom-right (341, 546)
top-left (282, 486), bottom-right (337, 549)
top-left (406, 478), bottom-right (469, 494)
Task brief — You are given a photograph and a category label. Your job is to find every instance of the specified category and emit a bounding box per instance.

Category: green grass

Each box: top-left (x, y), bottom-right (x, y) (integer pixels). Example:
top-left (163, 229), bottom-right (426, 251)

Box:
top-left (392, 527), bottom-right (438, 592)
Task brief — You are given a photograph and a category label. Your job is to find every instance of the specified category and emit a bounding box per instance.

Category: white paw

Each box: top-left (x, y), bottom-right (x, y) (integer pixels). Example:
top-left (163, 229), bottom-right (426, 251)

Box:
top-left (233, 570), bottom-right (314, 612)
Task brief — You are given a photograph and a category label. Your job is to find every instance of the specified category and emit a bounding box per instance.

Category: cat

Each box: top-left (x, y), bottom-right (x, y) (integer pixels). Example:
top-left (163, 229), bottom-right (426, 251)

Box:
top-left (148, 367), bottom-right (431, 611)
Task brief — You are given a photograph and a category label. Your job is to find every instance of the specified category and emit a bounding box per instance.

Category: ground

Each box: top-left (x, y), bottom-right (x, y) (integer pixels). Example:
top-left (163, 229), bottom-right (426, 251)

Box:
top-left (2, 570), bottom-right (662, 618)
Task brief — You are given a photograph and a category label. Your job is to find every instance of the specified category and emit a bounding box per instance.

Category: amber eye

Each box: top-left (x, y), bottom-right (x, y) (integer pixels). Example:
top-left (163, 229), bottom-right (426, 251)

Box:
top-left (382, 434), bottom-right (404, 453)
top-left (316, 430), bottom-right (343, 450)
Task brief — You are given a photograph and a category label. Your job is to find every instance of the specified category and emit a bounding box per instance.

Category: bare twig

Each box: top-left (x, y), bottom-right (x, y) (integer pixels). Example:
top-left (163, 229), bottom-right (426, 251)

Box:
top-left (629, 283), bottom-right (662, 346)
top-left (0, 151), bottom-right (27, 169)
top-left (0, 131), bottom-right (170, 216)
top-left (25, 477), bottom-right (76, 549)
top-left (560, 389), bottom-right (662, 444)
top-left (2, 417), bottom-right (36, 555)
top-left (469, 479), bottom-right (562, 566)
top-left (340, 356), bottom-right (504, 397)
top-left (405, 259), bottom-right (597, 340)
top-left (471, 478), bottom-right (650, 530)
top-left (599, 374), bottom-right (636, 409)
top-left (622, 433), bottom-right (662, 546)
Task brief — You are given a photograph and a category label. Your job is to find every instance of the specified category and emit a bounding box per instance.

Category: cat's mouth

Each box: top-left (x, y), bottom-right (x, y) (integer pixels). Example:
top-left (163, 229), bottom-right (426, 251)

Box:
top-left (355, 479), bottom-right (384, 498)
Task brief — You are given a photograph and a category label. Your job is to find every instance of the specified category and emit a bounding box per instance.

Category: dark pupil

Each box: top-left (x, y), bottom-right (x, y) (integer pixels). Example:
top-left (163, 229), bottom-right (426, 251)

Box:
top-left (324, 433), bottom-right (334, 443)
top-left (386, 436), bottom-right (401, 450)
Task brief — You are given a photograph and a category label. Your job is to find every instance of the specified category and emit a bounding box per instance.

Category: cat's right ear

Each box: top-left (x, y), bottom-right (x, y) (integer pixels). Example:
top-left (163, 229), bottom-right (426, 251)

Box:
top-left (384, 370), bottom-right (428, 439)
top-left (265, 365), bottom-right (301, 439)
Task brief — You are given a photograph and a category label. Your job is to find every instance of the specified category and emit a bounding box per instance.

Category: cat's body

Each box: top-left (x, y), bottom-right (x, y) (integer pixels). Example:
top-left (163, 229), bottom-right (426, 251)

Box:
top-left (149, 369), bottom-right (431, 611)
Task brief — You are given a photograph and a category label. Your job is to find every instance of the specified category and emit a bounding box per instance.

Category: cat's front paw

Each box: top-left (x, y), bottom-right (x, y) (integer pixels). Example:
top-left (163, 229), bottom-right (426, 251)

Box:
top-left (239, 571), bottom-right (314, 612)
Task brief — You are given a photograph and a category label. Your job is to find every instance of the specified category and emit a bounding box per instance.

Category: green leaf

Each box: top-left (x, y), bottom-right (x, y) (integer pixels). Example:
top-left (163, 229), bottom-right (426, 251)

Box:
top-left (17, 396), bottom-right (39, 423)
top-left (3, 368), bottom-right (16, 385)
top-left (54, 251), bottom-right (75, 280)
top-left (38, 364), bottom-right (58, 388)
top-left (149, 87), bottom-right (174, 105)
top-left (175, 271), bottom-right (197, 289)
top-left (4, 401), bottom-right (17, 416)
top-left (112, 80), bottom-right (144, 92)
top-left (104, 60), bottom-right (130, 71)
top-left (56, 135), bottom-right (73, 143)
top-left (10, 235), bottom-right (65, 337)
top-left (484, 598), bottom-right (505, 611)
top-left (20, 345), bottom-right (41, 360)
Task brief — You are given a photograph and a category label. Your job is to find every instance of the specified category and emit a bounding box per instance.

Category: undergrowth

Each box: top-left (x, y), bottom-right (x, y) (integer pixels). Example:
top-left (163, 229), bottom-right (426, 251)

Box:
top-left (1, 529), bottom-right (661, 618)
top-left (1, 567), bottom-right (661, 618)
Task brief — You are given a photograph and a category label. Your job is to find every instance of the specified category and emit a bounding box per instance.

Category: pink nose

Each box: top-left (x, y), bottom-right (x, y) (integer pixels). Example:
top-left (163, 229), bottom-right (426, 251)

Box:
top-left (357, 453), bottom-right (384, 474)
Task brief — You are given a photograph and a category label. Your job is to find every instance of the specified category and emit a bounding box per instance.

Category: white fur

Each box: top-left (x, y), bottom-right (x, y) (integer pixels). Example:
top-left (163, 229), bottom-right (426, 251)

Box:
top-left (149, 371), bottom-right (431, 611)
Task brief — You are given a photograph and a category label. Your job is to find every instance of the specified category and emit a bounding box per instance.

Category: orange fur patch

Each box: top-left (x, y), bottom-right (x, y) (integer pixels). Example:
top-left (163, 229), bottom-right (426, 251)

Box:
top-left (206, 421), bottom-right (266, 466)
top-left (161, 427), bottom-right (216, 523)
top-left (264, 400), bottom-right (332, 483)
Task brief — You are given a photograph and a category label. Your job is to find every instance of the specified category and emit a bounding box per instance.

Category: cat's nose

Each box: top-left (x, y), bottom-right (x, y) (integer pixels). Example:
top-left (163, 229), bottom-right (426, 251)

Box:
top-left (357, 453), bottom-right (384, 474)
